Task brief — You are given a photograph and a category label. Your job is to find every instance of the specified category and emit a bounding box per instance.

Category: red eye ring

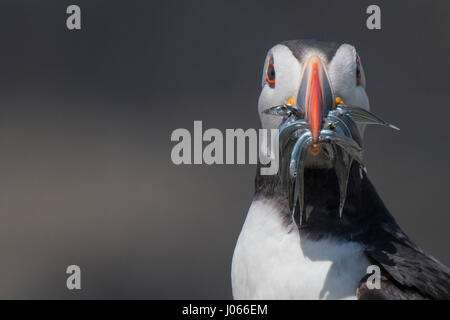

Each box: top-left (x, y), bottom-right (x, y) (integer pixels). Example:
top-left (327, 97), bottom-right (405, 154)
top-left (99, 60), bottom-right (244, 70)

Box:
top-left (356, 56), bottom-right (361, 86)
top-left (266, 56), bottom-right (275, 87)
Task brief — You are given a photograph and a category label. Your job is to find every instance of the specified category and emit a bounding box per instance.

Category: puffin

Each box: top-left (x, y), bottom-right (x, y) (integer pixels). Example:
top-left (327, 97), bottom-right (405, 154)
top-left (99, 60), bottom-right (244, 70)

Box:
top-left (231, 39), bottom-right (450, 300)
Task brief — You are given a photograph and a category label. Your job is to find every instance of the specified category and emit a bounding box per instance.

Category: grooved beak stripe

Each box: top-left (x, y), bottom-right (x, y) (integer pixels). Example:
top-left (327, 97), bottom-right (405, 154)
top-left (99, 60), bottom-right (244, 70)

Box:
top-left (306, 59), bottom-right (324, 144)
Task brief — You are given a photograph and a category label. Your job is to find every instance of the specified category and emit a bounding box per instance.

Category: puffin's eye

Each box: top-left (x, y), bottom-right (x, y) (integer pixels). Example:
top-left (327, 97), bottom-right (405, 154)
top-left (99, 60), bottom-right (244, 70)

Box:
top-left (266, 56), bottom-right (275, 88)
top-left (356, 56), bottom-right (361, 86)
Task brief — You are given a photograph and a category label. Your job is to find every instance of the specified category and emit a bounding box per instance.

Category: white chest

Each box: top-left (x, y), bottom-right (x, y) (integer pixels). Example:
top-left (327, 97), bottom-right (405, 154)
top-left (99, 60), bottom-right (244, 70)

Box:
top-left (231, 200), bottom-right (370, 300)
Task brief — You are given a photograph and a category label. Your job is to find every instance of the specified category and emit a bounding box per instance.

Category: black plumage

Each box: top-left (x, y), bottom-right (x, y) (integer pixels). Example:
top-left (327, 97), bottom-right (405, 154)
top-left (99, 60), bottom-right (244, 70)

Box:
top-left (254, 162), bottom-right (450, 299)
top-left (281, 39), bottom-right (342, 64)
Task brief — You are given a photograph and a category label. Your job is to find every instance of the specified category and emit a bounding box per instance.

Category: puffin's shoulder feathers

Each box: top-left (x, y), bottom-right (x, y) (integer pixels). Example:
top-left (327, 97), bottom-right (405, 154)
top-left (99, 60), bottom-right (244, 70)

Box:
top-left (355, 177), bottom-right (450, 300)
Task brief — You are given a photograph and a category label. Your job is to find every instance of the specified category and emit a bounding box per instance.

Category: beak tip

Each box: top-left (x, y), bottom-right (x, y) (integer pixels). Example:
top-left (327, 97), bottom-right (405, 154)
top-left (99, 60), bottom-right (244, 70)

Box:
top-left (310, 143), bottom-right (321, 155)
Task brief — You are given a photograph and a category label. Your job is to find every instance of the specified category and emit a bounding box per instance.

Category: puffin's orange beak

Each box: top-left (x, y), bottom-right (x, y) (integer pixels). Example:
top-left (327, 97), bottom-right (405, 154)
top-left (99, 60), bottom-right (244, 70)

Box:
top-left (306, 58), bottom-right (323, 145)
top-left (297, 56), bottom-right (334, 155)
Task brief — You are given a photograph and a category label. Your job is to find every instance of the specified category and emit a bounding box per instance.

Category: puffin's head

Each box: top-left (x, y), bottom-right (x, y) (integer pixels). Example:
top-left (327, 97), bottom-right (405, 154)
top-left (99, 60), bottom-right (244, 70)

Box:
top-left (257, 40), bottom-right (398, 226)
top-left (258, 40), bottom-right (369, 132)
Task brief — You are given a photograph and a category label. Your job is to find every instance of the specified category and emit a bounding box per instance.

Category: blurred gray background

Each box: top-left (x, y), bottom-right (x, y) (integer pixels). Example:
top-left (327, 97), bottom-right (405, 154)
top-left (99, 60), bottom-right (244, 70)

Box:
top-left (0, 0), bottom-right (448, 299)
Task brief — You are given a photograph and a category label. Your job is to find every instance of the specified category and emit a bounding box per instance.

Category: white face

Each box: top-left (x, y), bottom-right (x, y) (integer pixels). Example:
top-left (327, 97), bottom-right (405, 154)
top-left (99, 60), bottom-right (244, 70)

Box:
top-left (258, 43), bottom-right (370, 130)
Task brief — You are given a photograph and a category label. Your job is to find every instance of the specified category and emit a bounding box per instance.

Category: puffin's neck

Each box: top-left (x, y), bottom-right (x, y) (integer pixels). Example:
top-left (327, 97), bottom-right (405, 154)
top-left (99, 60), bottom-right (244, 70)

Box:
top-left (253, 162), bottom-right (386, 241)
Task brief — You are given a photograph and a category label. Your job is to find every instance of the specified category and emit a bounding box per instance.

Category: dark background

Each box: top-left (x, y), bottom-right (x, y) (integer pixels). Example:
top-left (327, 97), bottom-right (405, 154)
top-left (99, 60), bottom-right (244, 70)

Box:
top-left (0, 0), bottom-right (448, 299)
